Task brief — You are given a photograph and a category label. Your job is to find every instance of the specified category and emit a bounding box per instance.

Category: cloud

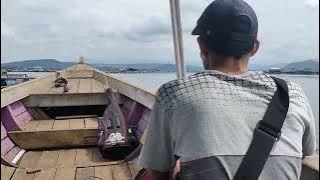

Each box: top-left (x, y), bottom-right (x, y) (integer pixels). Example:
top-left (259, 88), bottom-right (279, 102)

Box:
top-left (305, 0), bottom-right (319, 9)
top-left (1, 0), bottom-right (319, 64)
top-left (1, 21), bottom-right (15, 38)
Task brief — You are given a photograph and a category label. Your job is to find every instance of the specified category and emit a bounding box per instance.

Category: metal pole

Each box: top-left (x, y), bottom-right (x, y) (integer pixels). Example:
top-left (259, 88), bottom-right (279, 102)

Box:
top-left (169, 0), bottom-right (186, 79)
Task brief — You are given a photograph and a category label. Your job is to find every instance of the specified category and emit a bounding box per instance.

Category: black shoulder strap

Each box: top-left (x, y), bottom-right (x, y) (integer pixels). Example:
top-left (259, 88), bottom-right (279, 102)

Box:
top-left (233, 77), bottom-right (289, 180)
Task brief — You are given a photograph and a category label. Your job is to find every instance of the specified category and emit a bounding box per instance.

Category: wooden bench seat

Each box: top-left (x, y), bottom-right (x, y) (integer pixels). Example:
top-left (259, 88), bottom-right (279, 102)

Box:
top-left (7, 118), bottom-right (100, 150)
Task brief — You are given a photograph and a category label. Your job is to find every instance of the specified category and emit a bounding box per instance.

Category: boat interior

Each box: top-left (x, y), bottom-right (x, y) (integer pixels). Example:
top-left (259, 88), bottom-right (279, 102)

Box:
top-left (1, 63), bottom-right (319, 180)
top-left (1, 63), bottom-right (153, 179)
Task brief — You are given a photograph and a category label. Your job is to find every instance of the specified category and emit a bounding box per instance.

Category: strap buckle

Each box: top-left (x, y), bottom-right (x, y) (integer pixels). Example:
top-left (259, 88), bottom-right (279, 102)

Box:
top-left (256, 120), bottom-right (281, 142)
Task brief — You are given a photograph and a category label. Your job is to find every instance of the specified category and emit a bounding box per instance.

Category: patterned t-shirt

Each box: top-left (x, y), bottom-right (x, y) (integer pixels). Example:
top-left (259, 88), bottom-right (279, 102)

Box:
top-left (138, 70), bottom-right (316, 179)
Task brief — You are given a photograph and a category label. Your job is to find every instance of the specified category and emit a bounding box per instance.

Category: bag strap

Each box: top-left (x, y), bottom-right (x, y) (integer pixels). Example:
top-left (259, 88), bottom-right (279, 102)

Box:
top-left (233, 77), bottom-right (289, 180)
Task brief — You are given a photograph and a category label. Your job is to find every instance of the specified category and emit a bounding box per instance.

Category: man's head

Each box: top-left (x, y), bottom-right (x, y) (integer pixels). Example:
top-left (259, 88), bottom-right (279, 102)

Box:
top-left (192, 0), bottom-right (260, 71)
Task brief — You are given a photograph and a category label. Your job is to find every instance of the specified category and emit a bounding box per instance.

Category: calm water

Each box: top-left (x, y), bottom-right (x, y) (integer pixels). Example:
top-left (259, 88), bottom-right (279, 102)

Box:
top-left (13, 71), bottom-right (319, 152)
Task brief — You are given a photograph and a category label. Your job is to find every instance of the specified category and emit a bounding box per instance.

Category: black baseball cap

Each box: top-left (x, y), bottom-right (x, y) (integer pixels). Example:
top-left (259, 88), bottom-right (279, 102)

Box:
top-left (192, 0), bottom-right (258, 56)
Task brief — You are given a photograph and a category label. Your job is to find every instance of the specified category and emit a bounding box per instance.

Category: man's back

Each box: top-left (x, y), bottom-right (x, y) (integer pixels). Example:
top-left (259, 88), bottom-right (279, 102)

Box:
top-left (139, 70), bottom-right (316, 179)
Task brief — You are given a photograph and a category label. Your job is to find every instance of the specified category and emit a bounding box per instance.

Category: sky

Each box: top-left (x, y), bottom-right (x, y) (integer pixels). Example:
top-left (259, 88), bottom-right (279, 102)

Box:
top-left (1, 0), bottom-right (319, 65)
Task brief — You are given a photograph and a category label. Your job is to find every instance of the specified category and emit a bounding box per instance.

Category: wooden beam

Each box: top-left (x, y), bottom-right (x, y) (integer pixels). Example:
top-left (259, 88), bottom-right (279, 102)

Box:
top-left (66, 70), bottom-right (94, 79)
top-left (8, 128), bottom-right (100, 150)
top-left (1, 73), bottom-right (56, 108)
top-left (93, 69), bottom-right (155, 109)
top-left (23, 93), bottom-right (108, 107)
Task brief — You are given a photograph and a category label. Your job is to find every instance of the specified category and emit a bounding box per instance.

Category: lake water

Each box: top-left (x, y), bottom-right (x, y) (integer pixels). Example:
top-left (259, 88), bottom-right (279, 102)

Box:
top-left (12, 71), bottom-right (319, 153)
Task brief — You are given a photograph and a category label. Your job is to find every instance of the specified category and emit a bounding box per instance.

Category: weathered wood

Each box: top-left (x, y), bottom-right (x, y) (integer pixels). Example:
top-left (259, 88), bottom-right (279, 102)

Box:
top-left (67, 79), bottom-right (80, 93)
top-left (112, 163), bottom-right (132, 180)
top-left (91, 79), bottom-right (105, 93)
top-left (54, 167), bottom-right (76, 180)
top-left (36, 120), bottom-right (54, 130)
top-left (303, 155), bottom-right (319, 171)
top-left (128, 159), bottom-right (141, 178)
top-left (1, 164), bottom-right (16, 179)
top-left (1, 72), bottom-right (56, 108)
top-left (69, 118), bottom-right (85, 129)
top-left (56, 115), bottom-right (97, 120)
top-left (24, 93), bottom-right (107, 107)
top-left (11, 168), bottom-right (35, 180)
top-left (57, 149), bottom-right (76, 167)
top-left (95, 166), bottom-right (113, 180)
top-left (85, 118), bottom-right (98, 128)
top-left (26, 108), bottom-right (50, 120)
top-left (66, 70), bottom-right (94, 79)
top-left (23, 121), bottom-right (40, 131)
top-left (8, 129), bottom-right (99, 150)
top-left (18, 151), bottom-right (43, 168)
top-left (93, 69), bottom-right (155, 109)
top-left (75, 148), bottom-right (94, 166)
top-left (49, 86), bottom-right (64, 94)
top-left (78, 79), bottom-right (92, 93)
top-left (36, 150), bottom-right (60, 169)
top-left (53, 120), bottom-right (70, 130)
top-left (33, 168), bottom-right (56, 180)
top-left (76, 167), bottom-right (95, 180)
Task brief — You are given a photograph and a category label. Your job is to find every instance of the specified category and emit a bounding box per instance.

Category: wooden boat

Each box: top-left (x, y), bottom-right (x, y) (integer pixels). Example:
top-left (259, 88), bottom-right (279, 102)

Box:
top-left (1, 61), bottom-right (155, 179)
top-left (1, 60), bottom-right (319, 180)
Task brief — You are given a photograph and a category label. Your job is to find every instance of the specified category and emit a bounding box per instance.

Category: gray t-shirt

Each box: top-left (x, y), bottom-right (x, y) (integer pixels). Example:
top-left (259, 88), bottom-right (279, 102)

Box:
top-left (138, 71), bottom-right (316, 179)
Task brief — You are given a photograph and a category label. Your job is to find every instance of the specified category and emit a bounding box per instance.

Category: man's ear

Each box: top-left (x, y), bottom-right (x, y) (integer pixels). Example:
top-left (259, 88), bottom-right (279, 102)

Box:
top-left (249, 40), bottom-right (260, 57)
top-left (197, 37), bottom-right (209, 56)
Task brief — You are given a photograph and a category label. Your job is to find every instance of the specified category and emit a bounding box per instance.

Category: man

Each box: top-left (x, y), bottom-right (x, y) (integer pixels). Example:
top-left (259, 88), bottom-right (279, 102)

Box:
top-left (138, 0), bottom-right (316, 179)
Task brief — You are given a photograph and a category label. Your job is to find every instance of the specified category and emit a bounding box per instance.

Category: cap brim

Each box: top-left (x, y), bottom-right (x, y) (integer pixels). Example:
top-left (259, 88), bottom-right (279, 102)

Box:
top-left (191, 25), bottom-right (201, 35)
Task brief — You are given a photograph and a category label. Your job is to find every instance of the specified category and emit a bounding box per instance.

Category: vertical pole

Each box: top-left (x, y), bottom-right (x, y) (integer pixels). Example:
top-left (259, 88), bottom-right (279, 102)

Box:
top-left (169, 0), bottom-right (186, 79)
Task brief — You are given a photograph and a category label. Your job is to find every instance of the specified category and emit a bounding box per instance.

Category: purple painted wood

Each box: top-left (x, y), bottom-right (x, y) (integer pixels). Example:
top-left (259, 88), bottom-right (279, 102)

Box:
top-left (1, 101), bottom-right (32, 131)
top-left (1, 107), bottom-right (19, 131)
top-left (1, 137), bottom-right (15, 156)
top-left (1, 124), bottom-right (7, 140)
top-left (9, 101), bottom-right (27, 117)
top-left (4, 146), bottom-right (21, 162)
top-left (141, 109), bottom-right (151, 121)
top-left (137, 119), bottom-right (148, 134)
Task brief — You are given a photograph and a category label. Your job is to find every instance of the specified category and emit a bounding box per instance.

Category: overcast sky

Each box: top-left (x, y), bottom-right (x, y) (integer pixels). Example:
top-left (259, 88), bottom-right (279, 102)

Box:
top-left (1, 0), bottom-right (319, 65)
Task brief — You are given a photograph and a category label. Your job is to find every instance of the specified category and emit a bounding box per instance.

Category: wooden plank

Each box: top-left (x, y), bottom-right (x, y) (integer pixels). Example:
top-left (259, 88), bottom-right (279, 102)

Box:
top-left (24, 94), bottom-right (108, 107)
top-left (36, 150), bottom-right (59, 169)
top-left (26, 108), bottom-right (50, 120)
top-left (56, 115), bottom-right (97, 120)
top-left (78, 79), bottom-right (92, 93)
top-left (112, 163), bottom-right (132, 180)
top-left (54, 167), bottom-right (76, 180)
top-left (76, 167), bottom-right (94, 180)
top-left (128, 159), bottom-right (141, 178)
top-left (1, 164), bottom-right (16, 179)
top-left (67, 79), bottom-right (80, 93)
top-left (1, 72), bottom-right (56, 108)
top-left (95, 166), bottom-right (113, 180)
top-left (53, 120), bottom-right (70, 130)
top-left (18, 151), bottom-right (43, 168)
top-left (23, 121), bottom-right (40, 131)
top-left (56, 149), bottom-right (76, 167)
top-left (91, 148), bottom-right (108, 165)
top-left (69, 118), bottom-right (85, 129)
top-left (93, 69), bottom-right (155, 109)
top-left (11, 168), bottom-right (35, 180)
top-left (48, 86), bottom-right (64, 94)
top-left (66, 70), bottom-right (94, 79)
top-left (33, 168), bottom-right (56, 180)
top-left (303, 155), bottom-right (319, 171)
top-left (75, 148), bottom-right (94, 166)
top-left (36, 120), bottom-right (54, 130)
top-left (84, 118), bottom-right (98, 128)
top-left (91, 79), bottom-right (105, 93)
top-left (8, 129), bottom-right (99, 150)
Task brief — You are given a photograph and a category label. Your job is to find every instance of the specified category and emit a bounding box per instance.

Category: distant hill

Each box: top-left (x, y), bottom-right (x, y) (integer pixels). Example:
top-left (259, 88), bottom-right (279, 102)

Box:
top-left (282, 60), bottom-right (319, 72)
top-left (1, 59), bottom-right (75, 70)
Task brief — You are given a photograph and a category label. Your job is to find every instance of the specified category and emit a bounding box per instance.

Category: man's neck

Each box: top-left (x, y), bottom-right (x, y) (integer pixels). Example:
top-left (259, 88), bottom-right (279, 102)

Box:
top-left (206, 58), bottom-right (249, 75)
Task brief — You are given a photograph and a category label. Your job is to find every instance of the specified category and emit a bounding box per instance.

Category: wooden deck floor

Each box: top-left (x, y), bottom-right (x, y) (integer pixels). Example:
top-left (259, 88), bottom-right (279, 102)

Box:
top-left (22, 118), bottom-right (99, 131)
top-left (1, 147), bottom-right (140, 180)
